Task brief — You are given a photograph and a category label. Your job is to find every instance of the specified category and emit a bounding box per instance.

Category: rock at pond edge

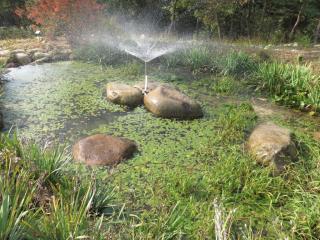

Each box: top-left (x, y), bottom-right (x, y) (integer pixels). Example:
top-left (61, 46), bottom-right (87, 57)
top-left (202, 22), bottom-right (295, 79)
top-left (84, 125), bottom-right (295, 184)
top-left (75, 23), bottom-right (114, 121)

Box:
top-left (106, 82), bottom-right (143, 107)
top-left (72, 134), bottom-right (137, 166)
top-left (144, 86), bottom-right (203, 119)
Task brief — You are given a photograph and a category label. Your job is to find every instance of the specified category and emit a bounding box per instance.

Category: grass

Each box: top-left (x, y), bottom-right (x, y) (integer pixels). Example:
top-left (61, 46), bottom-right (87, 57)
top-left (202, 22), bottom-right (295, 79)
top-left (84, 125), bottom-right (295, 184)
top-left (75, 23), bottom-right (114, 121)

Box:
top-left (256, 62), bottom-right (320, 111)
top-left (0, 132), bottom-right (114, 239)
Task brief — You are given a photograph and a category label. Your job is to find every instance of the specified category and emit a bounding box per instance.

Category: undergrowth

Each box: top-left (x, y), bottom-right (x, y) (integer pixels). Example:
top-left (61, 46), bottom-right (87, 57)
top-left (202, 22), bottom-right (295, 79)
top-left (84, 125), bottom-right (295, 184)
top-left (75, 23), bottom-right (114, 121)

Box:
top-left (0, 132), bottom-right (114, 239)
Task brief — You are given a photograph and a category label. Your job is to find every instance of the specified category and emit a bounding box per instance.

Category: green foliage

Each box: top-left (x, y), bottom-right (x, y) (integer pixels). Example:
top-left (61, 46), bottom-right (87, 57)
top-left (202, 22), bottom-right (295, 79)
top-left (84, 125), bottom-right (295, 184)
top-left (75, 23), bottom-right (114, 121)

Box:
top-left (73, 44), bottom-right (126, 66)
top-left (183, 46), bottom-right (214, 72)
top-left (0, 132), bottom-right (114, 239)
top-left (222, 51), bottom-right (258, 78)
top-left (256, 62), bottom-right (320, 111)
top-left (294, 33), bottom-right (312, 48)
top-left (0, 27), bottom-right (33, 40)
top-left (28, 179), bottom-right (94, 240)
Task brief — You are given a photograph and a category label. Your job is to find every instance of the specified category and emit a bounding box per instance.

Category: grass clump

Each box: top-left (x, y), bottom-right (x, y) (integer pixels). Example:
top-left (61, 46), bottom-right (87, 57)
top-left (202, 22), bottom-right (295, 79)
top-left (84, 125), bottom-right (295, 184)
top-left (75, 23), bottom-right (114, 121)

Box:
top-left (0, 132), bottom-right (114, 239)
top-left (222, 51), bottom-right (258, 78)
top-left (256, 62), bottom-right (320, 111)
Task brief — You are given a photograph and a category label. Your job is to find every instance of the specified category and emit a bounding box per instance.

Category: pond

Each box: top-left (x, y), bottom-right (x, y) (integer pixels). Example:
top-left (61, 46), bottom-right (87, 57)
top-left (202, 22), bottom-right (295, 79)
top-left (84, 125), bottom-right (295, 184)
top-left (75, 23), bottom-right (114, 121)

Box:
top-left (1, 61), bottom-right (132, 144)
top-left (1, 60), bottom-right (319, 147)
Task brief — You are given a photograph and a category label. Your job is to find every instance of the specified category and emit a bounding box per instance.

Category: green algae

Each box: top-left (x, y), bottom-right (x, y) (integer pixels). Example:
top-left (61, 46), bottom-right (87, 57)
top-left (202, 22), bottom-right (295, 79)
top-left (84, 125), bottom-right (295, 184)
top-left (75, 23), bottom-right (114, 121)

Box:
top-left (1, 61), bottom-right (135, 141)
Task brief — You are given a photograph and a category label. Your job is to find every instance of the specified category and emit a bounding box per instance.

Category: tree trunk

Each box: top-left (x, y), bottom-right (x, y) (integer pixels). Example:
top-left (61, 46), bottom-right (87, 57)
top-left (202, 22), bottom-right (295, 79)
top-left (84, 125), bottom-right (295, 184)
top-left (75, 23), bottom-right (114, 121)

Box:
top-left (170, 0), bottom-right (178, 32)
top-left (289, 0), bottom-right (307, 41)
top-left (314, 19), bottom-right (320, 44)
top-left (259, 0), bottom-right (267, 38)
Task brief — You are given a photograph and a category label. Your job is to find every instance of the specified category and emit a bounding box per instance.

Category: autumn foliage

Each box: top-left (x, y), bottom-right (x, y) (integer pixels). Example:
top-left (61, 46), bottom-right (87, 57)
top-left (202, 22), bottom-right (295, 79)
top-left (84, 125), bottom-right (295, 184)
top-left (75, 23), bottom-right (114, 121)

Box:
top-left (16, 0), bottom-right (106, 43)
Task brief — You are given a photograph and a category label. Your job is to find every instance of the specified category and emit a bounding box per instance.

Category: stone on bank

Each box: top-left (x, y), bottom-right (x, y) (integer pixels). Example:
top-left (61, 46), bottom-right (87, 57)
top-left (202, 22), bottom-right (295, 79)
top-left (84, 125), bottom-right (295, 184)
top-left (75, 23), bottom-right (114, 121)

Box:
top-left (247, 122), bottom-right (297, 173)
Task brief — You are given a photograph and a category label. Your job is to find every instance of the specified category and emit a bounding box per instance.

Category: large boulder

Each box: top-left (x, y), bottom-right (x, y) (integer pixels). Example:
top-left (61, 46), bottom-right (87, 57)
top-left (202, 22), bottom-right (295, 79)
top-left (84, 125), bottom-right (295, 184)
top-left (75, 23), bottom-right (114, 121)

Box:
top-left (72, 134), bottom-right (137, 166)
top-left (15, 52), bottom-right (32, 65)
top-left (106, 82), bottom-right (143, 107)
top-left (247, 122), bottom-right (297, 173)
top-left (144, 86), bottom-right (203, 119)
top-left (7, 52), bottom-right (31, 66)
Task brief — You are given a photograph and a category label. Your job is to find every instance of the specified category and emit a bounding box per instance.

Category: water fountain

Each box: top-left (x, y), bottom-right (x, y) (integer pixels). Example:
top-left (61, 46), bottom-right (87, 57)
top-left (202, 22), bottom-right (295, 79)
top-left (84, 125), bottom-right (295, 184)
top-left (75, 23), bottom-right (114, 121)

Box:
top-left (118, 32), bottom-right (183, 93)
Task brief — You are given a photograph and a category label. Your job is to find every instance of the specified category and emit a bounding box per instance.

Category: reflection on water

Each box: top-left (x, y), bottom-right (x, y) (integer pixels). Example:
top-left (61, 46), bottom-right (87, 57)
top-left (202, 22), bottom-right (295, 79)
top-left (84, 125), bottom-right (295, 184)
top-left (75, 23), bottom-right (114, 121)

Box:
top-left (1, 61), bottom-right (127, 144)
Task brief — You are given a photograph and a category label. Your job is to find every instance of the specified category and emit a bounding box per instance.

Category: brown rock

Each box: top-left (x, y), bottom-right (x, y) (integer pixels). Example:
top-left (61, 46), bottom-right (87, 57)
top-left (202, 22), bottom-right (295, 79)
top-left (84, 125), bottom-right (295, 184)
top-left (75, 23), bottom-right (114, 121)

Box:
top-left (247, 122), bottom-right (297, 173)
top-left (72, 134), bottom-right (137, 166)
top-left (144, 86), bottom-right (203, 119)
top-left (106, 82), bottom-right (143, 107)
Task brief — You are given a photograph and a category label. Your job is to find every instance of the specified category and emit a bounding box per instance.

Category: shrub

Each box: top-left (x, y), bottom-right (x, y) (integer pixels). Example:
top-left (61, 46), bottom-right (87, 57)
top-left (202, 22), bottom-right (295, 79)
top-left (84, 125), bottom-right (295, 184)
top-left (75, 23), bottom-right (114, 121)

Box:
top-left (222, 51), bottom-right (258, 78)
top-left (256, 62), bottom-right (320, 111)
top-left (0, 27), bottom-right (33, 40)
top-left (16, 0), bottom-right (105, 43)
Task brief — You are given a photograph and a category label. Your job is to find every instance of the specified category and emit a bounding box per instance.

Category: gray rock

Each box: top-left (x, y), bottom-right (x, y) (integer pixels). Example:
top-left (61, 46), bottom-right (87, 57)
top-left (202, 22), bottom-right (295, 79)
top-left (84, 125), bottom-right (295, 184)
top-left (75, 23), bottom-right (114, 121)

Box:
top-left (34, 57), bottom-right (51, 65)
top-left (0, 50), bottom-right (10, 57)
top-left (14, 52), bottom-right (32, 66)
top-left (33, 52), bottom-right (50, 61)
top-left (72, 134), bottom-right (137, 166)
top-left (247, 122), bottom-right (297, 174)
top-left (106, 82), bottom-right (143, 107)
top-left (27, 48), bottom-right (43, 55)
top-left (10, 49), bottom-right (26, 54)
top-left (144, 86), bottom-right (203, 119)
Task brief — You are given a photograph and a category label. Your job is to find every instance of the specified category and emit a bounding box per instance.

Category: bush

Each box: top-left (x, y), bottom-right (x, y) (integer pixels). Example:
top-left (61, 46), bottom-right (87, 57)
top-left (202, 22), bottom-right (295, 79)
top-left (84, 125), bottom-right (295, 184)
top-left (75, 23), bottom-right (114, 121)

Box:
top-left (256, 62), bottom-right (320, 111)
top-left (0, 27), bottom-right (33, 40)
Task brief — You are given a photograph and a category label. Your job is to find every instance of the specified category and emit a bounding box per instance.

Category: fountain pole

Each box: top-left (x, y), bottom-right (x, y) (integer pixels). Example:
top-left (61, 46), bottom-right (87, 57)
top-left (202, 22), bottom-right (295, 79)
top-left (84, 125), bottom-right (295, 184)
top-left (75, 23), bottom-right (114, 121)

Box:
top-left (144, 61), bottom-right (148, 94)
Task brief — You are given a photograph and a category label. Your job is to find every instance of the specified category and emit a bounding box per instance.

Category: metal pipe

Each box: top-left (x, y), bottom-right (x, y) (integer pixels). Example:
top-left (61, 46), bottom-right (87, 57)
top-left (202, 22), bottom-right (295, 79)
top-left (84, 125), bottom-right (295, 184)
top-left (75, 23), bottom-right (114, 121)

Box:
top-left (144, 61), bottom-right (148, 94)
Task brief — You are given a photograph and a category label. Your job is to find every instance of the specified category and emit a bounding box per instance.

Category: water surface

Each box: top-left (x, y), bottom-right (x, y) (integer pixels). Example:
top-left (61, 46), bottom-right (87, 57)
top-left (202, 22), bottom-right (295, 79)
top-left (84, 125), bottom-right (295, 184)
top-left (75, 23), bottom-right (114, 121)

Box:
top-left (1, 61), bottom-right (128, 143)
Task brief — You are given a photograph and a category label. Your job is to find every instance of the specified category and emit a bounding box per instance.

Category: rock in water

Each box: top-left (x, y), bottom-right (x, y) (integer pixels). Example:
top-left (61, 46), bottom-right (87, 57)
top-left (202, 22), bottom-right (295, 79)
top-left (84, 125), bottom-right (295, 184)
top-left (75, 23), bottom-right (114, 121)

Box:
top-left (72, 134), bottom-right (137, 166)
top-left (247, 122), bottom-right (297, 173)
top-left (7, 52), bottom-right (31, 66)
top-left (144, 86), bottom-right (203, 119)
top-left (106, 82), bottom-right (143, 107)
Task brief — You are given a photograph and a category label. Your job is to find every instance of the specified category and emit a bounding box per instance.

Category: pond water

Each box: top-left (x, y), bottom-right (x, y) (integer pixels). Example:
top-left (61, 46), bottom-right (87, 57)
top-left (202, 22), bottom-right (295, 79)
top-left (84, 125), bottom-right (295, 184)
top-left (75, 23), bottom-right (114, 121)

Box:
top-left (1, 61), bottom-right (133, 144)
top-left (1, 61), bottom-right (319, 147)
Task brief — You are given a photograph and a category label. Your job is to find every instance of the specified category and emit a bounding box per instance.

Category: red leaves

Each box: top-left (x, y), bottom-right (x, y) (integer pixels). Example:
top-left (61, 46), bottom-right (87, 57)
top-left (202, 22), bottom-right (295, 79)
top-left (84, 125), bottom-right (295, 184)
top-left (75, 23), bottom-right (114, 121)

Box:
top-left (18, 0), bottom-right (106, 41)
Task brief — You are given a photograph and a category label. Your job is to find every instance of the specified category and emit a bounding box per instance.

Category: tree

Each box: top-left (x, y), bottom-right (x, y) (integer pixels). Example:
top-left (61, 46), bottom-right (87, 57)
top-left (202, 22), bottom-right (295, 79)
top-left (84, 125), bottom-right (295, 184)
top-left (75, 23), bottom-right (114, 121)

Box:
top-left (16, 0), bottom-right (105, 43)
